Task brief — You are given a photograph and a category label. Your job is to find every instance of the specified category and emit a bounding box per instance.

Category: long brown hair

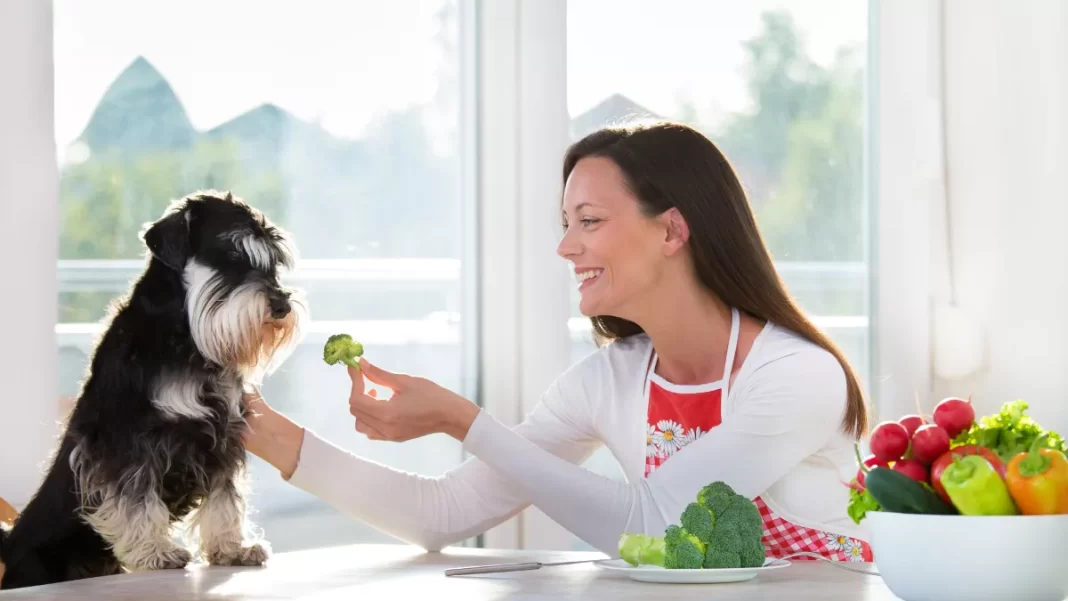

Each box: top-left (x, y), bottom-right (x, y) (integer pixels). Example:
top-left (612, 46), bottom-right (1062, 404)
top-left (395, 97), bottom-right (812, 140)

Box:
top-left (562, 120), bottom-right (869, 439)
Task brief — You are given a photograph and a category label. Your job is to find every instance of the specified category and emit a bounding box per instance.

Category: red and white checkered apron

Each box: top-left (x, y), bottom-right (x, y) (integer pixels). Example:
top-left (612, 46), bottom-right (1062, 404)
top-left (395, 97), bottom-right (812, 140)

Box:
top-left (642, 308), bottom-right (872, 563)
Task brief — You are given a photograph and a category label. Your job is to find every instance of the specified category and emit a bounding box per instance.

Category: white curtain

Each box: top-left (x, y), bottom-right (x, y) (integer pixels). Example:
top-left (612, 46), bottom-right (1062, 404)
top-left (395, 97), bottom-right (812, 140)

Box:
top-left (929, 0), bottom-right (1068, 434)
top-left (0, 0), bottom-right (61, 508)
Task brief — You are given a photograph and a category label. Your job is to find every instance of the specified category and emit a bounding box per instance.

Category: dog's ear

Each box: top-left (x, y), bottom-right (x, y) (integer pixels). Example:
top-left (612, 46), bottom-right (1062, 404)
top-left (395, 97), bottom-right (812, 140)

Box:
top-left (142, 207), bottom-right (192, 271)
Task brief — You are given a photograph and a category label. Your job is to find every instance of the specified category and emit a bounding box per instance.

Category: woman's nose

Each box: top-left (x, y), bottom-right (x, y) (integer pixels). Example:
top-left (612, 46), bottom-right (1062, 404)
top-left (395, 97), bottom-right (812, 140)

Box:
top-left (556, 228), bottom-right (581, 259)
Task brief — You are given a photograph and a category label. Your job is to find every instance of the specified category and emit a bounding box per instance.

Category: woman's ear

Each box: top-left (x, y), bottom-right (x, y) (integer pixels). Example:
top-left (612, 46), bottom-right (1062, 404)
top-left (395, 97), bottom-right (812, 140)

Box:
top-left (661, 207), bottom-right (690, 255)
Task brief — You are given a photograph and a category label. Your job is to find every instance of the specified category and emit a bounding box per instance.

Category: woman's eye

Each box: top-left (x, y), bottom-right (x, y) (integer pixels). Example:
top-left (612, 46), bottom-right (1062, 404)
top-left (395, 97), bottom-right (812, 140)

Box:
top-left (581, 218), bottom-right (599, 227)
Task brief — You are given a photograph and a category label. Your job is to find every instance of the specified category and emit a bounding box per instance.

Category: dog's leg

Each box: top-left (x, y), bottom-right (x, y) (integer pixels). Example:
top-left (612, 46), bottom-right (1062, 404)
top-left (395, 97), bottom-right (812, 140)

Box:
top-left (80, 482), bottom-right (192, 572)
top-left (191, 471), bottom-right (269, 566)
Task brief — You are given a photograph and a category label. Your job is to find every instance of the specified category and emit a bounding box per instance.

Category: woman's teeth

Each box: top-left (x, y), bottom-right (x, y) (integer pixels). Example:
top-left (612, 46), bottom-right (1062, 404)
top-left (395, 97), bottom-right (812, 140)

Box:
top-left (576, 270), bottom-right (602, 283)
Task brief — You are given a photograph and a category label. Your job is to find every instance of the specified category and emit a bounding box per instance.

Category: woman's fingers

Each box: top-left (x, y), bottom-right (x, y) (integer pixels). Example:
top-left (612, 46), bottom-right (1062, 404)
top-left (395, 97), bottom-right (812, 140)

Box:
top-left (347, 366), bottom-right (365, 397)
top-left (351, 403), bottom-right (393, 440)
top-left (358, 358), bottom-right (407, 390)
top-left (354, 416), bottom-right (385, 440)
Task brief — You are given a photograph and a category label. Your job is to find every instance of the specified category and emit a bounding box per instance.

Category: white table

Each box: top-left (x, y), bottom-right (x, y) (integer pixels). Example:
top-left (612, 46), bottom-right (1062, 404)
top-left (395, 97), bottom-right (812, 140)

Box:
top-left (0, 544), bottom-right (898, 600)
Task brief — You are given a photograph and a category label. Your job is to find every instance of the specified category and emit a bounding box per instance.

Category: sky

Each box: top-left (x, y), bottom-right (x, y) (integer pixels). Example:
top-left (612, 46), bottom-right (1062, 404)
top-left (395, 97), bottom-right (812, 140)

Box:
top-left (51, 0), bottom-right (867, 149)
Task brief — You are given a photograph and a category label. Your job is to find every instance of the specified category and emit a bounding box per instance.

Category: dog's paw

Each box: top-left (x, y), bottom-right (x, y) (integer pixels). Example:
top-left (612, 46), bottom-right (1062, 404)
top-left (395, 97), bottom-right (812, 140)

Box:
top-left (131, 547), bottom-right (193, 571)
top-left (208, 542), bottom-right (270, 567)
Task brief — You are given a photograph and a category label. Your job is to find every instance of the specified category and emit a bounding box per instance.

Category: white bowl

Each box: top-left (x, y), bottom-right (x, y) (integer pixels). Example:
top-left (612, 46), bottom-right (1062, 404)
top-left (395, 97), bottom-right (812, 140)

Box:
top-left (865, 511), bottom-right (1068, 601)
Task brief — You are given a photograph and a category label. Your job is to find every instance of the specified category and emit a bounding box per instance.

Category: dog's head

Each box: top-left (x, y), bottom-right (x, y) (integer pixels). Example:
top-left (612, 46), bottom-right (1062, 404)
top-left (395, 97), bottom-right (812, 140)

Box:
top-left (141, 190), bottom-right (306, 381)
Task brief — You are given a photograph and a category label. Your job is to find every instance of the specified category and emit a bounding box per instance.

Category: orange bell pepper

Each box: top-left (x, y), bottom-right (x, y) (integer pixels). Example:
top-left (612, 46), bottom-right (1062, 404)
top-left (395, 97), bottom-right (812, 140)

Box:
top-left (1005, 434), bottom-right (1068, 515)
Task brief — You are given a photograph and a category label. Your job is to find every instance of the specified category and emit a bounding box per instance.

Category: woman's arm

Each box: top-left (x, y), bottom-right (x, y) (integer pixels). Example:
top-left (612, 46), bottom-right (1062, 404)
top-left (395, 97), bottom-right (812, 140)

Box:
top-left (244, 382), bottom-right (603, 551)
top-left (458, 348), bottom-right (848, 555)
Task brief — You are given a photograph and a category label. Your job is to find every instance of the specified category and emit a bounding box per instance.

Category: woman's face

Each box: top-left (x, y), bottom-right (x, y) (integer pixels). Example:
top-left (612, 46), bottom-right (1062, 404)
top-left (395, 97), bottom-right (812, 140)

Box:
top-left (558, 156), bottom-right (673, 318)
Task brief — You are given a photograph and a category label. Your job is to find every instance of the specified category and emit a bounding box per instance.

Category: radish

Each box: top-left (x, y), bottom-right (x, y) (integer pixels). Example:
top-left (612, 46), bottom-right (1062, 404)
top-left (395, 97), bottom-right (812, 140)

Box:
top-left (856, 454), bottom-right (888, 489)
top-left (932, 396), bottom-right (975, 439)
top-left (910, 424), bottom-right (951, 465)
top-left (892, 458), bottom-right (928, 483)
top-left (869, 421), bottom-right (910, 462)
top-left (898, 414), bottom-right (926, 438)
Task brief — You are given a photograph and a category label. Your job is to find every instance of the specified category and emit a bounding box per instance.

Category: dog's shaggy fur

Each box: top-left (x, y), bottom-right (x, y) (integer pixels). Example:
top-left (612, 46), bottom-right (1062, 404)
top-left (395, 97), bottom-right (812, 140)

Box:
top-left (0, 191), bottom-right (305, 589)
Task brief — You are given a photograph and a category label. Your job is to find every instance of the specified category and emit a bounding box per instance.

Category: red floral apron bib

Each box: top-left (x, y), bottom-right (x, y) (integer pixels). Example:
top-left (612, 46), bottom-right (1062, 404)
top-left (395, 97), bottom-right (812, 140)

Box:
top-left (642, 307), bottom-right (873, 562)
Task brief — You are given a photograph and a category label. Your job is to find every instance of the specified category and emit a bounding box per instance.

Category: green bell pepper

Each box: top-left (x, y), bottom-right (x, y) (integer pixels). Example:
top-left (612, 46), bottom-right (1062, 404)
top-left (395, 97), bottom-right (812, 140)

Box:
top-left (939, 454), bottom-right (1019, 515)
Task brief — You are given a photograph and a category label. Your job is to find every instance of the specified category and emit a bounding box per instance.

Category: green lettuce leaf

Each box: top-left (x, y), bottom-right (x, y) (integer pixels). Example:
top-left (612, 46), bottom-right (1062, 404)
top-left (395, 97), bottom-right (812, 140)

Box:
top-left (847, 484), bottom-right (880, 524)
top-left (951, 400), bottom-right (1067, 463)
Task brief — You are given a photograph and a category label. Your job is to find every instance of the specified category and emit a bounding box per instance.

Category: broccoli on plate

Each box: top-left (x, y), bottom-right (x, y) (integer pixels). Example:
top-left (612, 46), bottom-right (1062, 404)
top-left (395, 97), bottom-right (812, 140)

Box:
top-left (617, 533), bottom-right (666, 567)
top-left (693, 481), bottom-right (766, 568)
top-left (663, 525), bottom-right (707, 569)
top-left (323, 333), bottom-right (364, 368)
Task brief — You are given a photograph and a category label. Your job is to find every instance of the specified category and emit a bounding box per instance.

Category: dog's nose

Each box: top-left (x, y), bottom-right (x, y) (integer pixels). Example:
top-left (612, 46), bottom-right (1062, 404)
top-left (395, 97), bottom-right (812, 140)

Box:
top-left (269, 295), bottom-right (291, 319)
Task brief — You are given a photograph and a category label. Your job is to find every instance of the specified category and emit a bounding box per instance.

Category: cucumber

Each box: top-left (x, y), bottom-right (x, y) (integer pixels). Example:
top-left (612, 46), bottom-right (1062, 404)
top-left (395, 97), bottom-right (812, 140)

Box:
top-left (864, 466), bottom-right (958, 515)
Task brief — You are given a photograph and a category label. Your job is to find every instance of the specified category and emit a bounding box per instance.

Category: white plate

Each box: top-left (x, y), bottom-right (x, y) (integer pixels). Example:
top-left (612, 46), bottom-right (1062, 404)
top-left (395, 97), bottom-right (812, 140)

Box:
top-left (596, 558), bottom-right (790, 584)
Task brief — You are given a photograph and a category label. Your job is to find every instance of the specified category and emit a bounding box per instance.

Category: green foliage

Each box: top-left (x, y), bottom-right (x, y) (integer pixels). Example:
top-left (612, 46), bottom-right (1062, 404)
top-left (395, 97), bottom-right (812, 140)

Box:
top-left (676, 11), bottom-right (866, 265)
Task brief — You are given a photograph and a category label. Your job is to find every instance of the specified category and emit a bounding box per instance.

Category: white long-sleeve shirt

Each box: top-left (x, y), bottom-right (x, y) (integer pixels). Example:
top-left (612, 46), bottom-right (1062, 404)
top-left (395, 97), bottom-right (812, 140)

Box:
top-left (286, 321), bottom-right (867, 554)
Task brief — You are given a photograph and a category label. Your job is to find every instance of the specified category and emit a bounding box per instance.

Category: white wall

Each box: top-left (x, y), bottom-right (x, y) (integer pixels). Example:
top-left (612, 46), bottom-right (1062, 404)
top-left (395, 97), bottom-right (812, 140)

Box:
top-left (927, 0), bottom-right (1068, 434)
top-left (0, 0), bottom-right (62, 508)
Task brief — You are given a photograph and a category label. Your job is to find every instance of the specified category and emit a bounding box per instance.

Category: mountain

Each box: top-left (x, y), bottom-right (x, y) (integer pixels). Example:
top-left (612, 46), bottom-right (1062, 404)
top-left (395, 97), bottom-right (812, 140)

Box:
top-left (65, 55), bottom-right (657, 260)
top-left (571, 93), bottom-right (663, 140)
top-left (79, 57), bottom-right (196, 153)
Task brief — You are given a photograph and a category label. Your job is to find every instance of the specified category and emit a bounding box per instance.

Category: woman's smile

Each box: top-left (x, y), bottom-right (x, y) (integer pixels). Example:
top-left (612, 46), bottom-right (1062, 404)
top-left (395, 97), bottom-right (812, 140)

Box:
top-left (574, 267), bottom-right (604, 292)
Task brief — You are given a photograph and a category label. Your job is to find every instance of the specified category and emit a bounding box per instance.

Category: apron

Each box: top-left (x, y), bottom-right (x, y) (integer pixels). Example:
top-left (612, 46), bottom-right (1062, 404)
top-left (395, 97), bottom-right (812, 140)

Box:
top-left (642, 307), bottom-right (873, 562)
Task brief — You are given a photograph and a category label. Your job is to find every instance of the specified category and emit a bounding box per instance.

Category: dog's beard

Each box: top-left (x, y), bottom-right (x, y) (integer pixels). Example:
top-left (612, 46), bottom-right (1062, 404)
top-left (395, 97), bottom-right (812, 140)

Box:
top-left (183, 261), bottom-right (304, 382)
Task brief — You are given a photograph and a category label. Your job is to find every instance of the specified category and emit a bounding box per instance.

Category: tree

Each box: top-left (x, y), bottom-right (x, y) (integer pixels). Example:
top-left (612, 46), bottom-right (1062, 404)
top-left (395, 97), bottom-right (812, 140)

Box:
top-left (679, 11), bottom-right (866, 263)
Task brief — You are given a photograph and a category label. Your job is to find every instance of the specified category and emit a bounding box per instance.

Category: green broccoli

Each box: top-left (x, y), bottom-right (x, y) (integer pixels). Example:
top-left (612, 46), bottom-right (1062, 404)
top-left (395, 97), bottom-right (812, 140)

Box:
top-left (663, 525), bottom-right (706, 569)
top-left (323, 333), bottom-right (364, 368)
top-left (679, 502), bottom-right (715, 543)
top-left (617, 533), bottom-right (665, 567)
top-left (694, 484), bottom-right (767, 569)
top-left (697, 481), bottom-right (737, 516)
top-left (617, 481), bottom-right (766, 571)
top-left (737, 538), bottom-right (767, 568)
top-left (704, 548), bottom-right (741, 569)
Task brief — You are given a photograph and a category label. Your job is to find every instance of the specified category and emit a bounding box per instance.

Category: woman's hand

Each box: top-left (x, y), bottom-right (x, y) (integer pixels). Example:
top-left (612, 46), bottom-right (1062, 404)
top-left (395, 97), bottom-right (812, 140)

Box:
top-left (347, 358), bottom-right (481, 443)
top-left (241, 387), bottom-right (305, 479)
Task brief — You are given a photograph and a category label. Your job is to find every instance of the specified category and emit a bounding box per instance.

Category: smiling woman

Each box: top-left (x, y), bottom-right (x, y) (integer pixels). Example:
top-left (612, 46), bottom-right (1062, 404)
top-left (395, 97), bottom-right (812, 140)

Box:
top-left (559, 0), bottom-right (873, 552)
top-left (240, 119), bottom-right (874, 567)
top-left (559, 156), bottom-right (672, 322)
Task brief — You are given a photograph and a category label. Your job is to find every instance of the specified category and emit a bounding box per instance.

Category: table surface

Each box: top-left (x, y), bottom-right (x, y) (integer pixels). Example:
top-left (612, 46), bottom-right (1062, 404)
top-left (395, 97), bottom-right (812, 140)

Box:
top-left (0, 544), bottom-right (898, 600)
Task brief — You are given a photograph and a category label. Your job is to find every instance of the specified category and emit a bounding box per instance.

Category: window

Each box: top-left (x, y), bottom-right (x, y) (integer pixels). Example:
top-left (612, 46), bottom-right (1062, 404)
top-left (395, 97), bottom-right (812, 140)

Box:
top-left (563, 0), bottom-right (872, 550)
top-left (52, 0), bottom-right (477, 552)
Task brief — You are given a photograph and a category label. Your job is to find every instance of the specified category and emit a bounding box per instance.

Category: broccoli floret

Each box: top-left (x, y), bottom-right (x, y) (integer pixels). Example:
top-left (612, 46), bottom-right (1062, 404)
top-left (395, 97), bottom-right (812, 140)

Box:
top-left (617, 533), bottom-right (665, 567)
top-left (691, 483), bottom-right (767, 569)
top-left (323, 333), bottom-right (363, 368)
top-left (718, 496), bottom-right (764, 541)
top-left (697, 481), bottom-right (736, 516)
top-left (704, 548), bottom-right (741, 569)
top-left (679, 502), bottom-right (715, 543)
top-left (662, 526), bottom-right (706, 569)
top-left (709, 522), bottom-right (742, 551)
top-left (664, 524), bottom-right (684, 546)
top-left (737, 538), bottom-right (767, 568)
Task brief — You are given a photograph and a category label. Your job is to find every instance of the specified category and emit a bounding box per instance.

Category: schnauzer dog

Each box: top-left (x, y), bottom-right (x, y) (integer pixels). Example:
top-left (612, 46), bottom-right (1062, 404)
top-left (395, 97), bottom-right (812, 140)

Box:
top-left (0, 191), bottom-right (305, 589)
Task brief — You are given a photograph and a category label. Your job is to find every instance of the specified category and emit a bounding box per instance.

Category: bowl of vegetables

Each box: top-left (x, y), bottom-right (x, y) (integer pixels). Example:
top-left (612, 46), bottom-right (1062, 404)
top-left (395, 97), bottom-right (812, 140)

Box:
top-left (849, 399), bottom-right (1068, 601)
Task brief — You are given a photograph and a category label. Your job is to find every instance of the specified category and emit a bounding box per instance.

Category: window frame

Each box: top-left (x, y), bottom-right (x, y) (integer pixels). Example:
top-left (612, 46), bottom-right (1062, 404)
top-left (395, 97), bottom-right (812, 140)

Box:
top-left (0, 0), bottom-right (939, 552)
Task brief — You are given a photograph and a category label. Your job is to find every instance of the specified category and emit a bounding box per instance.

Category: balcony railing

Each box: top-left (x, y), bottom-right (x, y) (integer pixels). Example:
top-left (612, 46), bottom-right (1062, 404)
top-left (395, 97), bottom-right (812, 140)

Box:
top-left (55, 258), bottom-right (870, 349)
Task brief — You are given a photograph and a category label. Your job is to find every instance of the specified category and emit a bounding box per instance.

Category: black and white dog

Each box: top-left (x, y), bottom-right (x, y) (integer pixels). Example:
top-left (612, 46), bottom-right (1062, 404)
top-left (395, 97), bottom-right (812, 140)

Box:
top-left (0, 191), bottom-right (305, 589)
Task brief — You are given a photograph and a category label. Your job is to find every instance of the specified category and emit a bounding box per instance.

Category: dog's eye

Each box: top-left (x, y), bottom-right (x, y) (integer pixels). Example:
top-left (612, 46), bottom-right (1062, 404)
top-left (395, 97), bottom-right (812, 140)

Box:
top-left (227, 250), bottom-right (241, 261)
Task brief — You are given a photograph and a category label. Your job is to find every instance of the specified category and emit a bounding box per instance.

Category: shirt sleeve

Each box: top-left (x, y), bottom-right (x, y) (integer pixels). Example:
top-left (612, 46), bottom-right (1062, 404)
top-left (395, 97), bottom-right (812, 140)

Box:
top-left (460, 345), bottom-right (848, 555)
top-left (284, 378), bottom-right (603, 551)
